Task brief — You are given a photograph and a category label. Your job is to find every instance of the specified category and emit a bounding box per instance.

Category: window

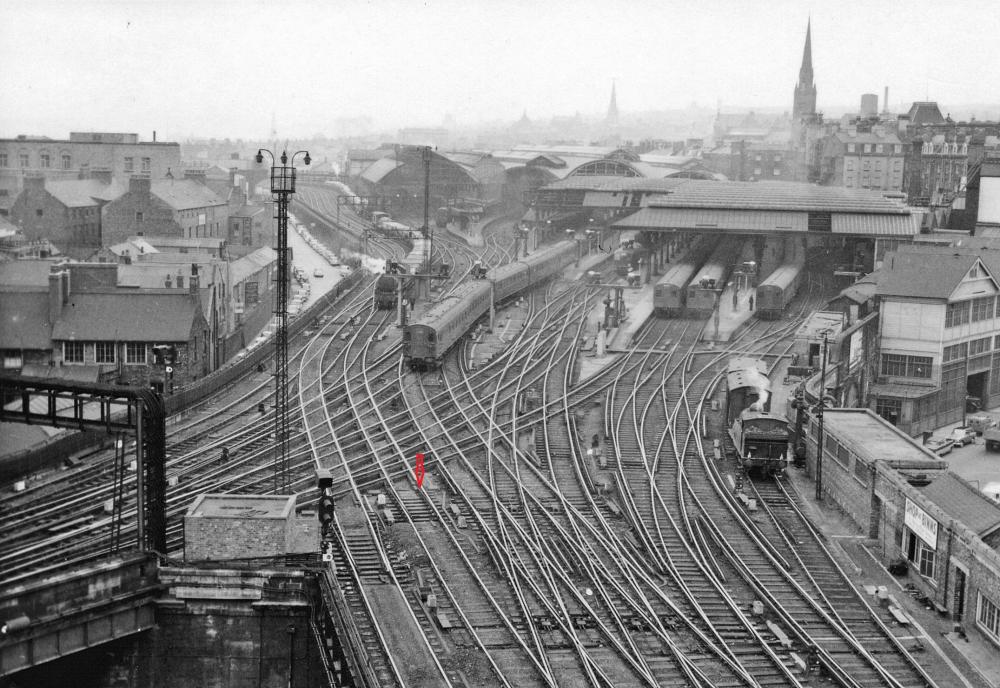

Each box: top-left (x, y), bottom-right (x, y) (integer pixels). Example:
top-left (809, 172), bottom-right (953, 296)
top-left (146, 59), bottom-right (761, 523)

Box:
top-left (972, 296), bottom-right (994, 321)
top-left (944, 343), bottom-right (968, 363)
top-left (3, 350), bottom-right (23, 369)
top-left (136, 211), bottom-right (143, 222)
top-left (945, 301), bottom-right (971, 328)
top-left (0, 190), bottom-right (8, 198)
top-left (0, 153), bottom-right (7, 167)
top-left (846, 159), bottom-right (855, 171)
top-left (894, 144), bottom-right (902, 154)
top-left (847, 143), bottom-right (856, 153)
top-left (917, 540), bottom-right (935, 578)
top-left (980, 594), bottom-right (1000, 642)
top-left (141, 157), bottom-right (151, 173)
top-left (19, 153), bottom-right (29, 168)
top-left (772, 168), bottom-right (781, 176)
top-left (970, 337), bottom-right (992, 356)
top-left (864, 144), bottom-right (873, 153)
top-left (124, 157), bottom-right (134, 173)
top-left (40, 153), bottom-right (50, 168)
top-left (774, 155), bottom-right (782, 163)
top-left (126, 343), bottom-right (146, 364)
top-left (753, 167), bottom-right (762, 176)
top-left (875, 144), bottom-right (884, 153)
top-left (880, 354), bottom-right (931, 378)
top-left (35, 209), bottom-right (43, 217)
top-left (62, 154), bottom-right (71, 170)
top-left (875, 397), bottom-right (901, 424)
top-left (95, 341), bottom-right (116, 364)
top-left (63, 341), bottom-right (84, 363)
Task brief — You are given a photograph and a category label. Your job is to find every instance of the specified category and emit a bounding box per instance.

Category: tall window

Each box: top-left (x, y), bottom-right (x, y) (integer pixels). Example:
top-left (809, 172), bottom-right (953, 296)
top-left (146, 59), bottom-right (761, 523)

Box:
top-left (95, 341), bottom-right (116, 364)
top-left (875, 397), bottom-right (901, 424)
top-left (980, 594), bottom-right (1000, 642)
top-left (945, 301), bottom-right (971, 328)
top-left (917, 540), bottom-right (935, 578)
top-left (63, 341), bottom-right (84, 363)
top-left (125, 342), bottom-right (146, 364)
top-left (141, 157), bottom-right (151, 173)
top-left (62, 154), bottom-right (71, 170)
top-left (19, 153), bottom-right (29, 168)
top-left (124, 157), bottom-right (134, 173)
top-left (970, 337), bottom-right (992, 356)
top-left (972, 296), bottom-right (995, 322)
top-left (40, 153), bottom-right (51, 168)
top-left (0, 153), bottom-right (8, 167)
top-left (944, 342), bottom-right (968, 363)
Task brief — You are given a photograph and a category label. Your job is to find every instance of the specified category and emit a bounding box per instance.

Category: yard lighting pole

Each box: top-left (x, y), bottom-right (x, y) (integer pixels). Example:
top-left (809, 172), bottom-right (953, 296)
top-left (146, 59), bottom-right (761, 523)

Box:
top-left (256, 148), bottom-right (310, 493)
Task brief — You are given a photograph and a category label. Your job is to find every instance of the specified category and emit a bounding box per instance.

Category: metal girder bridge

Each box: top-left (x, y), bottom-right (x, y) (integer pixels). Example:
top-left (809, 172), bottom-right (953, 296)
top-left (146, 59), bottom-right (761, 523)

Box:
top-left (0, 374), bottom-right (166, 552)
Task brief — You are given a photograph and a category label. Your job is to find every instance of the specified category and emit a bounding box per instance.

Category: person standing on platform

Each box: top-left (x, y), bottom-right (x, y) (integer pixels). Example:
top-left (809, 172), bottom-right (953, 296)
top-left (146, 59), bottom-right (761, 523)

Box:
top-left (749, 293), bottom-right (755, 311)
top-left (732, 284), bottom-right (739, 310)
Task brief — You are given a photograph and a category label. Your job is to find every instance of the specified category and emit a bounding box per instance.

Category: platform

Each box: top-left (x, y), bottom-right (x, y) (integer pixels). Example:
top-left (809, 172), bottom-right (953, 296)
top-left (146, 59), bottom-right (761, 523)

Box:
top-left (705, 282), bottom-right (757, 342)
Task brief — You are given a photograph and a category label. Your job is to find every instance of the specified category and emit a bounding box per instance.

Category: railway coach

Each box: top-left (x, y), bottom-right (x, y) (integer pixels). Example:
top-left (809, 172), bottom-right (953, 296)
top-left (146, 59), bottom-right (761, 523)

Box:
top-left (404, 240), bottom-right (575, 369)
top-left (686, 238), bottom-right (742, 316)
top-left (653, 237), bottom-right (711, 316)
top-left (725, 357), bottom-right (789, 476)
top-left (756, 254), bottom-right (804, 320)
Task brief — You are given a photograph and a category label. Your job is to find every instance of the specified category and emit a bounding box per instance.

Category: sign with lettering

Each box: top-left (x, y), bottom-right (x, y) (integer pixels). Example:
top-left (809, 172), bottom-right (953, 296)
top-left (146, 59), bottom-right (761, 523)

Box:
top-left (904, 498), bottom-right (938, 548)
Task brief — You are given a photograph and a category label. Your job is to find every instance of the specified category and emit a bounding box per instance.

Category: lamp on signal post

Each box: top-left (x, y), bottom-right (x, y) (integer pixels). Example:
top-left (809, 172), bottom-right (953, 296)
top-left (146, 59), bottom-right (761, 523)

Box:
top-left (256, 148), bottom-right (310, 493)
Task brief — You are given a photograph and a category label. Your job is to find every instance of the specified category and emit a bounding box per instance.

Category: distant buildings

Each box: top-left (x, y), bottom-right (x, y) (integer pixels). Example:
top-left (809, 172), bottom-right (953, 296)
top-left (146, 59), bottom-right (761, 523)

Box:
top-left (0, 132), bottom-right (180, 216)
top-left (819, 129), bottom-right (906, 192)
top-left (102, 175), bottom-right (229, 246)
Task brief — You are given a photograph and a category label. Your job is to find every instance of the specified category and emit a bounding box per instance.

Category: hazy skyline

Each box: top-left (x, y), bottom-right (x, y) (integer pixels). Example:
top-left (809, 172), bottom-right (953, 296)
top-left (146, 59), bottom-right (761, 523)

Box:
top-left (2, 0), bottom-right (999, 141)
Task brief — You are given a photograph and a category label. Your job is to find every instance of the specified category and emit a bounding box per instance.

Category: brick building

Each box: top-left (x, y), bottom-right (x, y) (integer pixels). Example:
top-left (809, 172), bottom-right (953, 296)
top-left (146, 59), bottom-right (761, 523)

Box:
top-left (228, 204), bottom-right (271, 257)
top-left (819, 128), bottom-right (906, 191)
top-left (801, 408), bottom-right (1000, 648)
top-left (102, 175), bottom-right (228, 246)
top-left (8, 173), bottom-right (125, 258)
top-left (0, 132), bottom-right (179, 216)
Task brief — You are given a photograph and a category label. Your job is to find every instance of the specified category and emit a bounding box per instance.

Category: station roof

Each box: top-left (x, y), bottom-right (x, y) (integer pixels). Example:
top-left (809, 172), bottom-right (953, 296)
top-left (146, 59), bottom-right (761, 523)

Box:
top-left (605, 180), bottom-right (916, 237)
top-left (918, 472), bottom-right (1000, 539)
top-left (360, 157), bottom-right (404, 184)
top-left (821, 409), bottom-right (947, 469)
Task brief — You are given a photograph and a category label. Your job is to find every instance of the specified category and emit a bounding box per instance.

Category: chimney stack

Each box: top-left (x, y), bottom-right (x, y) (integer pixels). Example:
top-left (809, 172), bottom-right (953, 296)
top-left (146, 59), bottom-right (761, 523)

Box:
top-left (189, 263), bottom-right (200, 294)
top-left (48, 269), bottom-right (67, 323)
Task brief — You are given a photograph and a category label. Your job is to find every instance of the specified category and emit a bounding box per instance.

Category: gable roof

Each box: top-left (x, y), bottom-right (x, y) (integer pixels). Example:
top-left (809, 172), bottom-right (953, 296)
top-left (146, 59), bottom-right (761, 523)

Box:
top-left (231, 246), bottom-right (277, 284)
top-left (52, 291), bottom-right (202, 341)
top-left (150, 179), bottom-right (226, 210)
top-left (877, 250), bottom-right (993, 299)
top-left (918, 472), bottom-right (1000, 539)
top-left (46, 179), bottom-right (126, 207)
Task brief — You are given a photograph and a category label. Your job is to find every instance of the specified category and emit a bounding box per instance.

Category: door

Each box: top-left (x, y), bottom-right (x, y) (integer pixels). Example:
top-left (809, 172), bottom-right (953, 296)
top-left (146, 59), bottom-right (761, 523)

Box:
top-left (953, 567), bottom-right (967, 621)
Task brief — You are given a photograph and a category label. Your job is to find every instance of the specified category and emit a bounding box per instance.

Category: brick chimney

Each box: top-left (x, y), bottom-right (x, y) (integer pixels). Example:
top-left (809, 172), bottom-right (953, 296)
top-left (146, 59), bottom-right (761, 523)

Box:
top-left (129, 175), bottom-right (152, 196)
top-left (48, 269), bottom-right (67, 323)
top-left (189, 263), bottom-right (200, 294)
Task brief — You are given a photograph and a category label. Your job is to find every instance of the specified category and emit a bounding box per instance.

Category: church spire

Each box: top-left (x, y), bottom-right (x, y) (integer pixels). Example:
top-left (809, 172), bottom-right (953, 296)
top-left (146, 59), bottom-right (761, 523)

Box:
top-left (798, 18), bottom-right (813, 88)
top-left (606, 80), bottom-right (619, 126)
top-left (792, 20), bottom-right (817, 121)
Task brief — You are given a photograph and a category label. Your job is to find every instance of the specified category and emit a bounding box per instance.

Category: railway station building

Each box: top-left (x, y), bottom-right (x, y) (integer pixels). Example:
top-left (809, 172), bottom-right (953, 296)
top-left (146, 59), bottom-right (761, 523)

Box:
top-left (800, 408), bottom-right (1000, 648)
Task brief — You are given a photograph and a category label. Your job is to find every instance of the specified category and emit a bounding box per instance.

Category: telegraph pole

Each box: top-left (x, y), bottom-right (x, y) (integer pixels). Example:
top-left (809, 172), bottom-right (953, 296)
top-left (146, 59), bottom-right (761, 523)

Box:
top-left (421, 146), bottom-right (433, 299)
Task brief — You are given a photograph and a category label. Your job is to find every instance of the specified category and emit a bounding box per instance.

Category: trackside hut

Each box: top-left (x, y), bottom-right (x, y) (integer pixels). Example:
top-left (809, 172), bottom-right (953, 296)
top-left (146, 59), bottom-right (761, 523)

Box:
top-left (802, 408), bottom-right (1000, 645)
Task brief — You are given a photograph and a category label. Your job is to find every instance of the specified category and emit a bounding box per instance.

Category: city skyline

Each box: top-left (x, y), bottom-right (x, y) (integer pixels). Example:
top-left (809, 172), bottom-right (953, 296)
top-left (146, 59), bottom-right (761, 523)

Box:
top-left (2, 0), bottom-right (999, 140)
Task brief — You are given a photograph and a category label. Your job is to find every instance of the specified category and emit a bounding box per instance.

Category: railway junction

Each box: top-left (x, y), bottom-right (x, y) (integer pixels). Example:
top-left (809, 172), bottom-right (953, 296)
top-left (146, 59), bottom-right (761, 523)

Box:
top-left (2, 180), bottom-right (1000, 688)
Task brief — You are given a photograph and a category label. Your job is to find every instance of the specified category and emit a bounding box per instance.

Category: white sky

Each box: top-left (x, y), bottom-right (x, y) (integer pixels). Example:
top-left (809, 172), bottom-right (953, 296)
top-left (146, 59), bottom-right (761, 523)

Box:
top-left (2, 0), bottom-right (998, 140)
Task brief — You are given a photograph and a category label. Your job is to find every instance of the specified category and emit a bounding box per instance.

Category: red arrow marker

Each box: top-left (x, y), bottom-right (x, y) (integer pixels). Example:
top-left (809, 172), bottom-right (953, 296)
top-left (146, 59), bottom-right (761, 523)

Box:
top-left (415, 452), bottom-right (425, 488)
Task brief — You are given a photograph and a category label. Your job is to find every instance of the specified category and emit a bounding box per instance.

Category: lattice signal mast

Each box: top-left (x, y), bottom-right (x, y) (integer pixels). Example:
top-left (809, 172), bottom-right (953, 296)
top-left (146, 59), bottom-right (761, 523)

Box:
top-left (256, 148), bottom-right (310, 492)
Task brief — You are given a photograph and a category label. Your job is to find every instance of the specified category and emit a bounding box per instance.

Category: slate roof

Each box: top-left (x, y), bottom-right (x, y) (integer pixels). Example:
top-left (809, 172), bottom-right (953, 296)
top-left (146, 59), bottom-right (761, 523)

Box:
top-left (0, 291), bottom-right (53, 348)
top-left (877, 249), bottom-right (996, 299)
top-left (231, 246), bottom-right (277, 284)
top-left (906, 101), bottom-right (946, 126)
top-left (108, 238), bottom-right (159, 257)
top-left (0, 260), bottom-right (59, 288)
top-left (45, 179), bottom-right (126, 207)
top-left (832, 132), bottom-right (902, 145)
top-left (150, 179), bottom-right (226, 210)
top-left (52, 292), bottom-right (201, 341)
top-left (918, 472), bottom-right (1000, 538)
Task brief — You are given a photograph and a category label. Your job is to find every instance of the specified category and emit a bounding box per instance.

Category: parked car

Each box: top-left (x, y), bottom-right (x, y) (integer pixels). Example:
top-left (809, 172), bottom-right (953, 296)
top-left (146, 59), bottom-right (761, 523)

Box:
top-left (950, 426), bottom-right (977, 447)
top-left (313, 268), bottom-right (325, 278)
top-left (985, 426), bottom-right (1000, 452)
top-left (925, 436), bottom-right (954, 456)
top-left (967, 414), bottom-right (999, 435)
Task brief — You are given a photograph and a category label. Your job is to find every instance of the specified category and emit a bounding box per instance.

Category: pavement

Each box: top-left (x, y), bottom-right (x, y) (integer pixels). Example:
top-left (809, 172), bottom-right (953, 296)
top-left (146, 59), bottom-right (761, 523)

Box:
top-left (924, 411), bottom-right (1000, 502)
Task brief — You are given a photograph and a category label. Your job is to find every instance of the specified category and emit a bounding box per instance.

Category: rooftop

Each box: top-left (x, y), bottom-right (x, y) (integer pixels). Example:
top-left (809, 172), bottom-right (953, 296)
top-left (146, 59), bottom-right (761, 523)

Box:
top-left (0, 260), bottom-right (62, 288)
top-left (877, 250), bottom-right (995, 299)
top-left (822, 409), bottom-right (949, 469)
top-left (51, 291), bottom-right (201, 342)
top-left (918, 472), bottom-right (1000, 539)
top-left (150, 179), bottom-right (226, 210)
top-left (186, 494), bottom-right (295, 519)
top-left (45, 179), bottom-right (126, 208)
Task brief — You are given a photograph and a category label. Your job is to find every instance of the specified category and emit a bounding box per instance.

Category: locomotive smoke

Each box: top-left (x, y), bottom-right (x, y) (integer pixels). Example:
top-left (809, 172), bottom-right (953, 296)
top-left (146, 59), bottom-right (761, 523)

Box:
top-left (744, 366), bottom-right (771, 410)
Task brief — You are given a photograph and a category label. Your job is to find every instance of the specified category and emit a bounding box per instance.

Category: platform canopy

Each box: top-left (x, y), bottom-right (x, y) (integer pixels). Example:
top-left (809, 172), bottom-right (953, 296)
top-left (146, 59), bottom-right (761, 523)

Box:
top-left (608, 179), bottom-right (919, 238)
